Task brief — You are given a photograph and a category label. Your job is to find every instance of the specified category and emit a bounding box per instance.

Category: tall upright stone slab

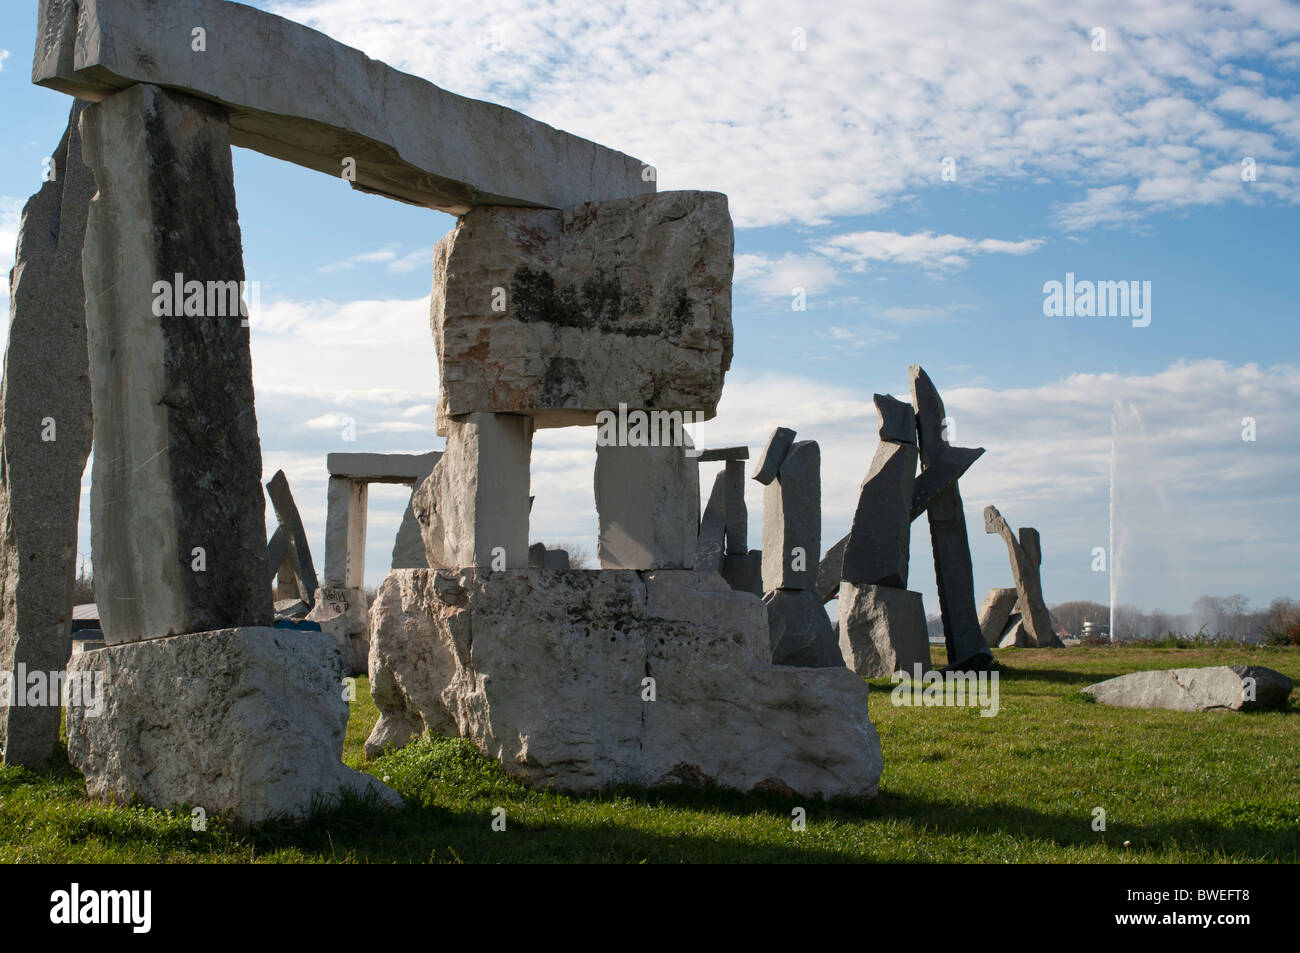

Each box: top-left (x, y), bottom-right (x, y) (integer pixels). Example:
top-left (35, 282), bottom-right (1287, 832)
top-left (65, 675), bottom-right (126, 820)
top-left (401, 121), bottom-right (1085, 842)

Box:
top-left (909, 366), bottom-right (989, 669)
top-left (761, 440), bottom-right (821, 591)
top-left (266, 470), bottom-right (318, 604)
top-left (595, 434), bottom-right (699, 571)
top-left (323, 476), bottom-right (367, 588)
top-left (80, 84), bottom-right (271, 643)
top-left (840, 440), bottom-right (918, 589)
top-left (0, 102), bottom-right (94, 767)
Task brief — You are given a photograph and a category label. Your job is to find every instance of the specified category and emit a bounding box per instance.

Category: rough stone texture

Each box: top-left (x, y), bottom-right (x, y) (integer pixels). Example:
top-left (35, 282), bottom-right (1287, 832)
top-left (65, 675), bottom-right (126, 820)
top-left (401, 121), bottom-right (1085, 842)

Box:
top-left (265, 470), bottom-right (318, 604)
top-left (984, 505), bottom-right (1055, 648)
top-left (595, 439), bottom-right (699, 570)
top-left (696, 446), bottom-right (749, 462)
top-left (874, 393), bottom-right (917, 444)
top-left (528, 544), bottom-right (570, 571)
top-left (81, 84), bottom-right (271, 644)
top-left (724, 458), bottom-right (748, 554)
top-left (979, 587), bottom-right (1020, 647)
top-left (910, 445), bottom-right (984, 520)
top-left (997, 615), bottom-right (1028, 648)
top-left (323, 476), bottom-right (367, 587)
top-left (432, 191), bottom-right (732, 431)
top-left (390, 492), bottom-right (428, 570)
top-left (1082, 666), bottom-right (1293, 712)
top-left (365, 568), bottom-right (880, 798)
top-left (761, 440), bottom-right (821, 591)
top-left (751, 426), bottom-right (796, 485)
top-left (762, 588), bottom-right (844, 668)
top-left (695, 469), bottom-right (727, 573)
top-left (910, 365), bottom-right (988, 669)
top-left (0, 102), bottom-right (93, 767)
top-left (841, 440), bottom-right (917, 590)
top-left (720, 550), bottom-right (763, 597)
top-left (327, 451), bottom-right (441, 483)
top-left (816, 534), bottom-right (848, 604)
top-left (34, 0), bottom-right (651, 214)
top-left (412, 412), bottom-right (533, 569)
top-left (305, 586), bottom-right (370, 677)
top-left (66, 626), bottom-right (400, 825)
top-left (838, 583), bottom-right (932, 678)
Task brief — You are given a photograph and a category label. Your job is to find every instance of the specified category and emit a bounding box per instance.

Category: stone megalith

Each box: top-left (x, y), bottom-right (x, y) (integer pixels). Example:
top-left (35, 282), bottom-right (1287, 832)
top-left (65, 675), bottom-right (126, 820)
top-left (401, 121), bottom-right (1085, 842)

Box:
top-left (983, 505), bottom-right (1055, 648)
top-left (909, 366), bottom-right (990, 670)
top-left (80, 84), bottom-right (272, 643)
top-left (266, 470), bottom-right (318, 605)
top-left (0, 102), bottom-right (94, 767)
top-left (840, 396), bottom-right (919, 589)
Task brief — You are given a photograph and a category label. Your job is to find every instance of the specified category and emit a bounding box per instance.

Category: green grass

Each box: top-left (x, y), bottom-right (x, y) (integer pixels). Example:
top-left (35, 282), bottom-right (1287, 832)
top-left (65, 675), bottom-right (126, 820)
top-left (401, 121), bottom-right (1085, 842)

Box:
top-left (1, 645), bottom-right (1296, 862)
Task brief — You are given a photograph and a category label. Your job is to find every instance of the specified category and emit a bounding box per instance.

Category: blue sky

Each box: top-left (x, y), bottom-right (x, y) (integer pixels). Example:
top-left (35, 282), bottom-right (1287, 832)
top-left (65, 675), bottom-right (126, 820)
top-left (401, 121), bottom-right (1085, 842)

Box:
top-left (2, 0), bottom-right (1298, 621)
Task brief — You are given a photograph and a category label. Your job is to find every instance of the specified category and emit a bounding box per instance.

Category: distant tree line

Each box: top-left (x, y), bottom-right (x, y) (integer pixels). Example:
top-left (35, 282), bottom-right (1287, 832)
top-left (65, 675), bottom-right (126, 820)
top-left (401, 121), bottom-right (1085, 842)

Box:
top-left (1052, 595), bottom-right (1300, 645)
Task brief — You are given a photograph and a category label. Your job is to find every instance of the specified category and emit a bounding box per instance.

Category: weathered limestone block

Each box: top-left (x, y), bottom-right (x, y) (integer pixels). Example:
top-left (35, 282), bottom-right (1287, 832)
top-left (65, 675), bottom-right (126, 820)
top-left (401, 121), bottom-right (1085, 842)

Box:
top-left (816, 534), bottom-right (848, 603)
top-left (327, 451), bottom-right (441, 483)
top-left (432, 191), bottom-right (733, 431)
top-left (979, 587), bottom-right (1020, 647)
top-left (874, 393), bottom-right (917, 444)
top-left (390, 494), bottom-right (428, 570)
top-left (695, 469), bottom-right (727, 573)
top-left (0, 102), bottom-right (94, 767)
top-left (1082, 666), bottom-right (1293, 712)
top-left (81, 84), bottom-right (271, 644)
top-left (761, 440), bottom-right (820, 591)
top-left (841, 440), bottom-right (918, 589)
top-left (751, 426), bottom-right (796, 485)
top-left (984, 505), bottom-right (1054, 648)
top-left (66, 627), bottom-right (400, 825)
top-left (528, 543), bottom-right (571, 570)
top-left (266, 470), bottom-right (318, 604)
top-left (34, 0), bottom-right (651, 213)
top-left (412, 412), bottom-right (532, 569)
top-left (720, 550), bottom-right (763, 597)
top-left (838, 583), bottom-right (932, 678)
top-left (323, 476), bottom-right (367, 588)
top-left (910, 365), bottom-right (988, 669)
top-left (762, 588), bottom-right (845, 668)
top-left (306, 586), bottom-right (370, 677)
top-left (365, 568), bottom-right (881, 798)
top-left (595, 439), bottom-right (699, 570)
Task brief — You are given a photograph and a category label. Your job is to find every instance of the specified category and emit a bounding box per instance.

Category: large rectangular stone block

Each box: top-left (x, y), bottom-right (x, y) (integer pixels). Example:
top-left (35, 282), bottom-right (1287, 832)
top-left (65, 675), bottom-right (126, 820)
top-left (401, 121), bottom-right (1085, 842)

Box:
top-left (33, 0), bottom-right (651, 213)
top-left (0, 102), bottom-right (94, 767)
top-left (761, 440), bottom-right (821, 591)
top-left (81, 84), bottom-right (271, 643)
top-left (432, 191), bottom-right (733, 432)
top-left (323, 477), bottom-right (367, 588)
top-left (595, 440), bottom-right (699, 570)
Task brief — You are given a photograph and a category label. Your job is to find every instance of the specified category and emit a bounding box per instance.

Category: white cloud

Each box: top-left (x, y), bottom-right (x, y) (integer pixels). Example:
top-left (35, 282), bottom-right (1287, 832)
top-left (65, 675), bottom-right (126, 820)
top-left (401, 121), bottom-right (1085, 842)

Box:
top-left (812, 230), bottom-right (1043, 271)
top-left (733, 252), bottom-right (841, 298)
top-left (265, 0), bottom-right (1300, 229)
top-left (0, 50), bottom-right (9, 72)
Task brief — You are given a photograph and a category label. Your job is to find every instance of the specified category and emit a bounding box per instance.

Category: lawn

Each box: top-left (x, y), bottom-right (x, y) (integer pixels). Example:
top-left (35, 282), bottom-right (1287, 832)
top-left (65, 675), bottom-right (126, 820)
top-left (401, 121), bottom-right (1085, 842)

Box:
top-left (1, 645), bottom-right (1296, 863)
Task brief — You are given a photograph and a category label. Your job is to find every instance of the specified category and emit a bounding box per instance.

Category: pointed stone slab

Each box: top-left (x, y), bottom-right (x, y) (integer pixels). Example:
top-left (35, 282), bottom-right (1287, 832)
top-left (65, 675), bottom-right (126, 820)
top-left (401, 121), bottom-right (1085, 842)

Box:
top-left (910, 445), bottom-right (985, 520)
top-left (751, 427), bottom-right (796, 485)
top-left (841, 440), bottom-right (917, 589)
top-left (984, 505), bottom-right (1055, 648)
top-left (695, 469), bottom-right (727, 573)
top-left (33, 0), bottom-right (651, 214)
top-left (761, 440), bottom-right (820, 591)
top-left (978, 587), bottom-right (1019, 647)
top-left (874, 394), bottom-right (917, 444)
top-left (909, 365), bottom-right (989, 669)
top-left (0, 101), bottom-right (94, 767)
top-left (266, 470), bottom-right (319, 604)
top-left (81, 84), bottom-right (272, 643)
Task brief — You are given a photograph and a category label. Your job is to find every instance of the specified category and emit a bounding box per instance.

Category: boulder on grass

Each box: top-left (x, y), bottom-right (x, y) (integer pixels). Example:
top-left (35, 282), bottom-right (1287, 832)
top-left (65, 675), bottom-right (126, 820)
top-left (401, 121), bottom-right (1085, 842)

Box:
top-left (1082, 665), bottom-right (1293, 712)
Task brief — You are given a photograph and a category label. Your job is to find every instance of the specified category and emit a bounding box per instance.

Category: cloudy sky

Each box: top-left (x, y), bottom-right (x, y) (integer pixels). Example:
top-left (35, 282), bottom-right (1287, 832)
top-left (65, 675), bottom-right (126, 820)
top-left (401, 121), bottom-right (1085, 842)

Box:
top-left (2, 0), bottom-right (1298, 620)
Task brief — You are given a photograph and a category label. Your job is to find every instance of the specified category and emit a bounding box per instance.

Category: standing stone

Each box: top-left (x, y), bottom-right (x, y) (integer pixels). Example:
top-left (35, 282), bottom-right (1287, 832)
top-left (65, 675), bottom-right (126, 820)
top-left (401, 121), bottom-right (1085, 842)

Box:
top-left (838, 582), bottom-right (932, 678)
top-left (816, 534), bottom-right (848, 603)
top-left (323, 476), bottom-right (367, 588)
top-left (984, 505), bottom-right (1055, 648)
top-left (720, 550), bottom-right (763, 597)
top-left (761, 588), bottom-right (844, 667)
top-left (762, 440), bottom-right (821, 591)
top-left (595, 436), bottom-right (699, 571)
top-left (81, 84), bottom-right (271, 644)
top-left (413, 412), bottom-right (533, 569)
top-left (874, 393), bottom-right (917, 444)
top-left (840, 440), bottom-right (918, 589)
top-left (695, 469), bottom-right (727, 573)
top-left (909, 366), bottom-right (989, 670)
top-left (390, 493), bottom-right (428, 570)
top-left (724, 459), bottom-right (748, 554)
top-left (0, 102), bottom-right (94, 767)
top-left (265, 470), bottom-right (318, 604)
top-left (979, 587), bottom-right (1020, 647)
top-left (751, 426), bottom-right (796, 485)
